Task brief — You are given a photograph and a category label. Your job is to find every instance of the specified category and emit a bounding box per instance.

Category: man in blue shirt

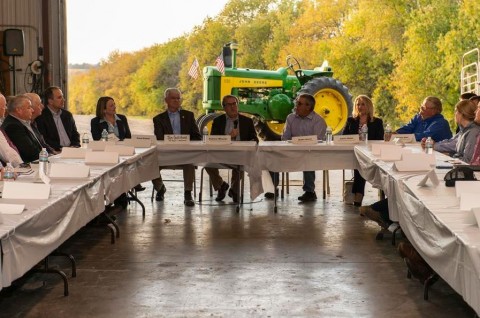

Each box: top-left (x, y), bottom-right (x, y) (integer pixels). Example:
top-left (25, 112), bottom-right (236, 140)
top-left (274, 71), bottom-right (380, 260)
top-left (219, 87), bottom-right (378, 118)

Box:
top-left (273, 93), bottom-right (327, 202)
top-left (396, 96), bottom-right (452, 142)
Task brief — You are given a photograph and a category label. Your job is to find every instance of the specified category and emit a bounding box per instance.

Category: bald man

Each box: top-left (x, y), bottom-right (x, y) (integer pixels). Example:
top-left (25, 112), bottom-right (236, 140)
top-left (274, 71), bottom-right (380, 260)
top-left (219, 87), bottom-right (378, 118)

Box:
top-left (25, 93), bottom-right (57, 155)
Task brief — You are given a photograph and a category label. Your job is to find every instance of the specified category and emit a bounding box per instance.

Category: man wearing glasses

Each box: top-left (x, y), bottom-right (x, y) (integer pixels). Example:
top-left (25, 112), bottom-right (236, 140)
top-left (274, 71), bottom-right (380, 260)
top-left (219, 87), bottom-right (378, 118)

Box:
top-left (205, 95), bottom-right (258, 203)
top-left (395, 96), bottom-right (452, 142)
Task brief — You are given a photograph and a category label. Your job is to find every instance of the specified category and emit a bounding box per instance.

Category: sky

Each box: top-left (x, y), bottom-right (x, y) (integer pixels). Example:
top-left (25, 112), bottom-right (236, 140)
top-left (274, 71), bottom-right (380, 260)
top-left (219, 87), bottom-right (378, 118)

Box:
top-left (67, 0), bottom-right (230, 64)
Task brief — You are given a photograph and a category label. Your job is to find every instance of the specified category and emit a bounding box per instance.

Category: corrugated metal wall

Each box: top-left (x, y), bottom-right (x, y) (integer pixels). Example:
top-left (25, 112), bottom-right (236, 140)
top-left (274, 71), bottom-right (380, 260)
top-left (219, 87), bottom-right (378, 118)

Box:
top-left (0, 0), bottom-right (67, 97)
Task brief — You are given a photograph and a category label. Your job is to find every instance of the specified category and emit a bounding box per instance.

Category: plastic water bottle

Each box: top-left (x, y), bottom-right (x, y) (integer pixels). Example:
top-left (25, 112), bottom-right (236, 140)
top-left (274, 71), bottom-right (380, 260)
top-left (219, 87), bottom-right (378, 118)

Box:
top-left (425, 137), bottom-right (433, 154)
top-left (82, 132), bottom-right (89, 148)
top-left (384, 123), bottom-right (392, 142)
top-left (360, 124), bottom-right (368, 144)
top-left (202, 126), bottom-right (209, 143)
top-left (39, 148), bottom-right (49, 176)
top-left (3, 162), bottom-right (15, 182)
top-left (325, 126), bottom-right (333, 144)
top-left (101, 129), bottom-right (108, 141)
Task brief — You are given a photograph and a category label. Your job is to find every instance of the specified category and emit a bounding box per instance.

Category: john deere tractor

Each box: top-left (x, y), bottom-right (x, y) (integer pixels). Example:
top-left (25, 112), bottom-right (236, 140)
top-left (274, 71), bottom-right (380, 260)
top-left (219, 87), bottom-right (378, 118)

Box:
top-left (197, 43), bottom-right (352, 140)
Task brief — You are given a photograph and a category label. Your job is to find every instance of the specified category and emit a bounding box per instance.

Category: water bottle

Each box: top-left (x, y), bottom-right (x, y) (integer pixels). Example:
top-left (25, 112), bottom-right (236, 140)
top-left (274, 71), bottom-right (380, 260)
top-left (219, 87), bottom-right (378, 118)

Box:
top-left (3, 162), bottom-right (15, 182)
top-left (384, 123), bottom-right (392, 142)
top-left (82, 132), bottom-right (89, 148)
top-left (425, 137), bottom-right (433, 154)
top-left (202, 126), bottom-right (209, 143)
top-left (101, 129), bottom-right (108, 141)
top-left (325, 126), bottom-right (333, 144)
top-left (39, 148), bottom-right (49, 176)
top-left (360, 124), bottom-right (368, 144)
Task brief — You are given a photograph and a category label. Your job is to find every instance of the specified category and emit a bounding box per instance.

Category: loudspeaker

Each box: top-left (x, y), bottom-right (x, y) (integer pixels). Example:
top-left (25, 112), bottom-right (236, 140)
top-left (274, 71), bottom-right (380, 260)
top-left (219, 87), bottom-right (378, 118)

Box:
top-left (3, 29), bottom-right (24, 56)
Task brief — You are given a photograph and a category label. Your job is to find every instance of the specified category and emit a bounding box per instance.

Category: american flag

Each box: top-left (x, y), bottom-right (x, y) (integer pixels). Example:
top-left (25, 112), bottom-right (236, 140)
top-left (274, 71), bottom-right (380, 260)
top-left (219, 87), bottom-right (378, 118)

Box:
top-left (215, 54), bottom-right (225, 75)
top-left (188, 58), bottom-right (200, 79)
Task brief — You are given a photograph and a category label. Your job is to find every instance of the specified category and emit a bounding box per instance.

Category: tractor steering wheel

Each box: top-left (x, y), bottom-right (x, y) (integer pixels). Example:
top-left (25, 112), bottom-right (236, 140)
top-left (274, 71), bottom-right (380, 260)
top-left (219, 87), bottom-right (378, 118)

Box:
top-left (286, 55), bottom-right (302, 73)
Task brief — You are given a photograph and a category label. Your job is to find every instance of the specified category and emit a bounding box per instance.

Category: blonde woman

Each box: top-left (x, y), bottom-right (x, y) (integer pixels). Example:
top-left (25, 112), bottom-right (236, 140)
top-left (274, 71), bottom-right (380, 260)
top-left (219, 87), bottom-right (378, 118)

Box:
top-left (343, 95), bottom-right (384, 206)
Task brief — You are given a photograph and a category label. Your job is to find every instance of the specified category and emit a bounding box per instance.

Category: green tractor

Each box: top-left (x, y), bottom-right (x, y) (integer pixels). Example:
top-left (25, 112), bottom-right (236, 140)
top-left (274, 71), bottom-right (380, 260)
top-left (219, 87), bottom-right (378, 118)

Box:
top-left (197, 43), bottom-right (353, 140)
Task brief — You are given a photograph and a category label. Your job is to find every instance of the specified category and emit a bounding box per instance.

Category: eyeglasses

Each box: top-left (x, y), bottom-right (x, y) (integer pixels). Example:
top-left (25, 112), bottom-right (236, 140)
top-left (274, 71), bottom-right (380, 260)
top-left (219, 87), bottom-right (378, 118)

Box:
top-left (420, 105), bottom-right (435, 111)
top-left (224, 102), bottom-right (238, 107)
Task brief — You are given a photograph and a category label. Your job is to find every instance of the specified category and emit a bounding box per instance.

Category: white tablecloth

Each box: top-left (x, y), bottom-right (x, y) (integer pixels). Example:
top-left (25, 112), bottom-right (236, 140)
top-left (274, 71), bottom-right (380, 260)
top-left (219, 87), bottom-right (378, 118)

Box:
top-left (156, 141), bottom-right (262, 199)
top-left (258, 141), bottom-right (357, 172)
top-left (400, 175), bottom-right (480, 315)
top-left (0, 147), bottom-right (159, 289)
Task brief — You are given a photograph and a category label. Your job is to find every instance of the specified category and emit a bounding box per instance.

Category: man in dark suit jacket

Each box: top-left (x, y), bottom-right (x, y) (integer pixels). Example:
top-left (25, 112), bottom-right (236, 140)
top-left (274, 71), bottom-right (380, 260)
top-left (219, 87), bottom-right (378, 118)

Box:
top-left (205, 95), bottom-right (258, 202)
top-left (35, 86), bottom-right (80, 151)
top-left (152, 88), bottom-right (201, 206)
top-left (1, 95), bottom-right (42, 163)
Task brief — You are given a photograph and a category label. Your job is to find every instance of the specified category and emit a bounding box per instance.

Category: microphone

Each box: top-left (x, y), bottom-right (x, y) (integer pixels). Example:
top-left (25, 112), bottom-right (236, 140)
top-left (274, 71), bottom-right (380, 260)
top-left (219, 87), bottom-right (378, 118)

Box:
top-left (234, 120), bottom-right (238, 129)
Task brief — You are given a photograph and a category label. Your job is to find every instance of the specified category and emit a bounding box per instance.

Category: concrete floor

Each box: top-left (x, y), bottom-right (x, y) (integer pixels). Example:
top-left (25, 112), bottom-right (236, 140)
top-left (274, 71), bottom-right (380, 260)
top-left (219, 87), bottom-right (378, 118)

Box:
top-left (0, 170), bottom-right (475, 318)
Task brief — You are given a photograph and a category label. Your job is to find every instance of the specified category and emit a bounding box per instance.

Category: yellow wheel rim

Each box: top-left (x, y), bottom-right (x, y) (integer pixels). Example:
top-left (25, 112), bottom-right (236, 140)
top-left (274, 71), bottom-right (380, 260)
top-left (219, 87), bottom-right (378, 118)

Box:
top-left (266, 121), bottom-right (285, 136)
top-left (312, 88), bottom-right (349, 134)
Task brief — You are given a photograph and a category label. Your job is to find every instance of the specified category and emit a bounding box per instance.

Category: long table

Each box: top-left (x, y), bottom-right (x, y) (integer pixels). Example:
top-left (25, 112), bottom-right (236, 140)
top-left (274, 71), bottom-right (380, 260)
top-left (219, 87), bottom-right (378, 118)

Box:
top-left (0, 146), bottom-right (159, 289)
top-left (354, 143), bottom-right (480, 315)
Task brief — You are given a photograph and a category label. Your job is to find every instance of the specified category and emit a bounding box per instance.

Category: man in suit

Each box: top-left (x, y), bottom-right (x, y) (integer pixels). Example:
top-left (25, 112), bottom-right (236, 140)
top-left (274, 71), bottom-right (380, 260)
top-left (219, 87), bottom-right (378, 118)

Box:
top-left (152, 88), bottom-right (201, 206)
top-left (1, 95), bottom-right (42, 163)
top-left (25, 93), bottom-right (58, 155)
top-left (205, 95), bottom-right (258, 202)
top-left (35, 86), bottom-right (80, 151)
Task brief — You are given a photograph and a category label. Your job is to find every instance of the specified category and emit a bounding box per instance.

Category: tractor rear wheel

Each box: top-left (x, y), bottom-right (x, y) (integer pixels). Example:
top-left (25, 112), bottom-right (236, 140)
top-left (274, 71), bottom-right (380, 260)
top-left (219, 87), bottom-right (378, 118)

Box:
top-left (197, 113), bottom-right (221, 133)
top-left (253, 117), bottom-right (281, 141)
top-left (298, 77), bottom-right (352, 135)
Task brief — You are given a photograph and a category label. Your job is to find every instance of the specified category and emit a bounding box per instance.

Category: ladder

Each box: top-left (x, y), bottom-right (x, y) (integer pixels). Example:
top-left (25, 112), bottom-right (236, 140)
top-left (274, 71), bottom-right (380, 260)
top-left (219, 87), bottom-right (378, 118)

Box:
top-left (461, 48), bottom-right (480, 95)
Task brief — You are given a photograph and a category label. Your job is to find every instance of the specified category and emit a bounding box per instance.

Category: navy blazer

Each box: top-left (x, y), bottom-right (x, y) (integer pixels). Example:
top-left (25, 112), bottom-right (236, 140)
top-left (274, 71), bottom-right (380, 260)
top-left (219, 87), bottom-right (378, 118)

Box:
top-left (35, 107), bottom-right (81, 150)
top-left (90, 114), bottom-right (132, 141)
top-left (1, 115), bottom-right (42, 163)
top-left (153, 109), bottom-right (201, 141)
top-left (343, 117), bottom-right (384, 140)
top-left (210, 114), bottom-right (259, 142)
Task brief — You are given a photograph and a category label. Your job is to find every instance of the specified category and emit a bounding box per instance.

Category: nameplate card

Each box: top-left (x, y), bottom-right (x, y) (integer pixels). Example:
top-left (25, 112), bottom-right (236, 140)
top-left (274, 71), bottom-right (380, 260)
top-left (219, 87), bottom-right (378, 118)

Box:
top-left (85, 151), bottom-right (119, 165)
top-left (291, 135), bottom-right (317, 144)
top-left (104, 145), bottom-right (135, 156)
top-left (0, 203), bottom-right (25, 215)
top-left (49, 163), bottom-right (90, 178)
top-left (455, 181), bottom-right (480, 198)
top-left (371, 144), bottom-right (401, 156)
top-left (390, 134), bottom-right (416, 143)
top-left (131, 134), bottom-right (156, 145)
top-left (381, 147), bottom-right (412, 161)
top-left (88, 140), bottom-right (116, 151)
top-left (205, 135), bottom-right (232, 145)
top-left (394, 153), bottom-right (435, 172)
top-left (164, 135), bottom-right (190, 144)
top-left (334, 135), bottom-right (359, 144)
top-left (2, 182), bottom-right (50, 200)
top-left (123, 137), bottom-right (153, 148)
top-left (460, 192), bottom-right (480, 212)
top-left (417, 169), bottom-right (440, 187)
top-left (394, 157), bottom-right (431, 172)
top-left (473, 207), bottom-right (480, 227)
top-left (60, 147), bottom-right (92, 159)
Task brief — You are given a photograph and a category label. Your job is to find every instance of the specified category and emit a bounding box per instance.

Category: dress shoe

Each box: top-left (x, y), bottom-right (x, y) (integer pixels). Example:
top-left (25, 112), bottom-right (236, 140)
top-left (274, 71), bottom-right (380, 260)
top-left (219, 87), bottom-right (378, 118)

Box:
top-left (184, 191), bottom-right (195, 207)
top-left (228, 189), bottom-right (239, 203)
top-left (215, 182), bottom-right (229, 202)
top-left (264, 188), bottom-right (279, 200)
top-left (298, 191), bottom-right (317, 202)
top-left (155, 185), bottom-right (166, 201)
top-left (134, 184), bottom-right (146, 192)
top-left (361, 206), bottom-right (388, 229)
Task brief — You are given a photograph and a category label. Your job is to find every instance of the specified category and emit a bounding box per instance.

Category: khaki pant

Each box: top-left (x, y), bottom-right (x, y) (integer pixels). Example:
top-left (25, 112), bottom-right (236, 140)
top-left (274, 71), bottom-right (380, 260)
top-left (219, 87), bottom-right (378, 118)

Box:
top-left (205, 166), bottom-right (243, 195)
top-left (152, 165), bottom-right (195, 192)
